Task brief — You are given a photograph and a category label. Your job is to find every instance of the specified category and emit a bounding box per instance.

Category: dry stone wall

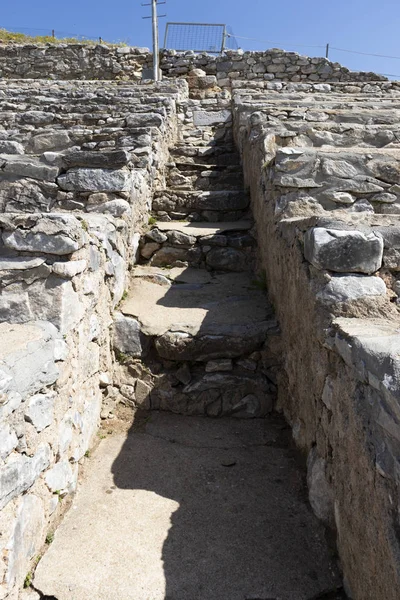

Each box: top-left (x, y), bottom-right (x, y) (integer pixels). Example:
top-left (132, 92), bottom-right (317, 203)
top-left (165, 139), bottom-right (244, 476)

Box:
top-left (0, 77), bottom-right (186, 599)
top-left (0, 44), bottom-right (389, 86)
top-left (233, 83), bottom-right (400, 599)
top-left (0, 44), bottom-right (152, 80)
top-left (160, 49), bottom-right (388, 87)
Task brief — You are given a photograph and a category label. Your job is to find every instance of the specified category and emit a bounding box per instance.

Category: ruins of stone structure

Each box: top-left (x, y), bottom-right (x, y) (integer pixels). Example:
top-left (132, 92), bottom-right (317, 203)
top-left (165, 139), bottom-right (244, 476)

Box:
top-left (0, 44), bottom-right (400, 599)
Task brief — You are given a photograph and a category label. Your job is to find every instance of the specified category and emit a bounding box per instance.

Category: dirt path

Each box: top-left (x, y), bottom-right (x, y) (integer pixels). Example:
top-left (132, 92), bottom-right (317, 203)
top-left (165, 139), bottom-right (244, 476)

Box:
top-left (34, 412), bottom-right (344, 600)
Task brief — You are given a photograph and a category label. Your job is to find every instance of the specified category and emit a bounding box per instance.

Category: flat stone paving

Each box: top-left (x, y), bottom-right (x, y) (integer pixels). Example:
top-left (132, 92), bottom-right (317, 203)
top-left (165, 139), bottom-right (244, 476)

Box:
top-left (121, 270), bottom-right (276, 337)
top-left (34, 412), bottom-right (344, 600)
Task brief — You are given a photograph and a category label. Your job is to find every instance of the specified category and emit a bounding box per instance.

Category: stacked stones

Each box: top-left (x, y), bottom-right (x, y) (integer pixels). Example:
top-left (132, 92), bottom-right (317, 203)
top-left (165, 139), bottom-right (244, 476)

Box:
top-left (0, 44), bottom-right (151, 80)
top-left (160, 48), bottom-right (387, 87)
top-left (234, 80), bottom-right (400, 599)
top-left (0, 78), bottom-right (186, 599)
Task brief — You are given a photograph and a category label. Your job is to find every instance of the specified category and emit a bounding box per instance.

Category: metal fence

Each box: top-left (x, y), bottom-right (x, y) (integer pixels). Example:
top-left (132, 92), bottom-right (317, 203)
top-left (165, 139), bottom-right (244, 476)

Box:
top-left (164, 22), bottom-right (229, 54)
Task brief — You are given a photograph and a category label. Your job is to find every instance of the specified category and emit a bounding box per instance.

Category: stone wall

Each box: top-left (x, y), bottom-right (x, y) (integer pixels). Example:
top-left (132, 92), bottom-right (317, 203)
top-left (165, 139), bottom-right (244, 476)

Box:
top-left (0, 78), bottom-right (186, 599)
top-left (0, 44), bottom-right (152, 80)
top-left (160, 48), bottom-right (388, 86)
top-left (233, 83), bottom-right (400, 599)
top-left (0, 43), bottom-right (389, 85)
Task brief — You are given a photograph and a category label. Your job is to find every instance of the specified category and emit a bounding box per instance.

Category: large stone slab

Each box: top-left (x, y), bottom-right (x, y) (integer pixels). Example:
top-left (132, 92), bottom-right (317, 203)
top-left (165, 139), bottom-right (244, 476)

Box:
top-left (0, 321), bottom-right (60, 398)
top-left (317, 274), bottom-right (387, 303)
top-left (2, 214), bottom-right (85, 255)
top-left (193, 110), bottom-right (232, 126)
top-left (63, 150), bottom-right (130, 169)
top-left (58, 168), bottom-right (132, 192)
top-left (304, 227), bottom-right (383, 273)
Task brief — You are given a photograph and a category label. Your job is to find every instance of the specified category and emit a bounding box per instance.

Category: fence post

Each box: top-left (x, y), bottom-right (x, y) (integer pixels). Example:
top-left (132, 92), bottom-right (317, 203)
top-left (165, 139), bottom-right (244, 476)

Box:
top-left (326, 43), bottom-right (329, 59)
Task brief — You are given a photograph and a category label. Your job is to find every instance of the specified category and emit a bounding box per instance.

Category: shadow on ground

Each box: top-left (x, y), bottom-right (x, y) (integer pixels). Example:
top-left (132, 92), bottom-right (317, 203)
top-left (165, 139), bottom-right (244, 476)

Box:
top-left (111, 411), bottom-right (345, 600)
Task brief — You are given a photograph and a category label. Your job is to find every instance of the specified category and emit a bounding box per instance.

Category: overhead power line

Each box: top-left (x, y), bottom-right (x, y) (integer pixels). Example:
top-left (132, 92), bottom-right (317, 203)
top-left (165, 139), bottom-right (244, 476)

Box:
top-left (330, 47), bottom-right (400, 60)
top-left (227, 33), bottom-right (400, 62)
top-left (226, 33), bottom-right (325, 49)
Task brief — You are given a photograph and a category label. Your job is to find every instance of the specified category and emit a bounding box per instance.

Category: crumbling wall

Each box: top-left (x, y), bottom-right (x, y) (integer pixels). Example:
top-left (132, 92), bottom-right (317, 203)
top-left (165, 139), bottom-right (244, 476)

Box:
top-left (233, 84), bottom-right (400, 599)
top-left (0, 78), bottom-right (186, 598)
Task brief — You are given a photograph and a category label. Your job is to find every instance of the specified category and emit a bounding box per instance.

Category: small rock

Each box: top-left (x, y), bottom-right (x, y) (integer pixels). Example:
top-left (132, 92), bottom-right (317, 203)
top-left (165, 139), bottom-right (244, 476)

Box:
top-left (141, 242), bottom-right (161, 259)
top-left (206, 359), bottom-right (233, 373)
top-left (175, 364), bottom-right (192, 385)
top-left (145, 228), bottom-right (168, 243)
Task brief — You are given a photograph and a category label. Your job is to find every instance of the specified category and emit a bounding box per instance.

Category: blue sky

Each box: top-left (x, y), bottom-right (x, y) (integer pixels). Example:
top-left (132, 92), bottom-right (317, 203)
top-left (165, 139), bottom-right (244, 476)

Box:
top-left (2, 0), bottom-right (400, 77)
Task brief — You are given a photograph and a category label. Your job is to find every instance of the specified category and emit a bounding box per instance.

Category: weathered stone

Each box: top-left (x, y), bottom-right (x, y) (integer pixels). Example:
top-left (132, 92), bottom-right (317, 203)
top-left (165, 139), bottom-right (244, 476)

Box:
top-left (64, 150), bottom-right (130, 169)
top-left (304, 228), bottom-right (383, 274)
top-left (2, 214), bottom-right (85, 255)
top-left (21, 110), bottom-right (54, 125)
top-left (145, 228), bottom-right (168, 243)
top-left (155, 329), bottom-right (268, 362)
top-left (167, 230), bottom-right (196, 246)
top-left (321, 159), bottom-right (358, 179)
top-left (141, 242), bottom-right (160, 259)
top-left (113, 313), bottom-right (142, 357)
top-left (87, 199), bottom-right (131, 216)
top-left (0, 321), bottom-right (59, 398)
top-left (52, 260), bottom-right (87, 278)
top-left (307, 448), bottom-right (333, 524)
top-left (175, 363), bottom-right (192, 385)
top-left (205, 247), bottom-right (247, 271)
top-left (205, 359), bottom-right (233, 372)
top-left (44, 460), bottom-right (73, 493)
top-left (24, 392), bottom-right (55, 432)
top-left (0, 140), bottom-right (24, 154)
top-left (193, 110), bottom-right (231, 126)
top-left (151, 246), bottom-right (201, 266)
top-left (0, 423), bottom-right (18, 460)
top-left (126, 113), bottom-right (164, 128)
top-left (135, 379), bottom-right (151, 409)
top-left (32, 131), bottom-right (71, 152)
top-left (1, 156), bottom-right (59, 181)
top-left (328, 192), bottom-right (355, 204)
top-left (5, 494), bottom-right (45, 592)
top-left (58, 168), bottom-right (131, 192)
top-left (317, 275), bottom-right (387, 303)
top-left (0, 444), bottom-right (51, 509)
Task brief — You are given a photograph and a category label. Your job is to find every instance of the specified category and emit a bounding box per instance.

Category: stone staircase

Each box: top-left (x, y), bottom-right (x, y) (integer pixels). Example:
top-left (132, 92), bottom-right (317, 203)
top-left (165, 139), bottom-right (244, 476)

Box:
top-left (115, 100), bottom-right (281, 418)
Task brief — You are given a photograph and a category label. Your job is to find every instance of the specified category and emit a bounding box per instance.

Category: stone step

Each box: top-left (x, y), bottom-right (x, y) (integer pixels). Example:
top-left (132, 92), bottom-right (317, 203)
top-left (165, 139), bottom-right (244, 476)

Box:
top-left (170, 145), bottom-right (239, 166)
top-left (167, 168), bottom-right (243, 192)
top-left (117, 269), bottom-right (278, 416)
top-left (152, 189), bottom-right (250, 221)
top-left (140, 221), bottom-right (255, 270)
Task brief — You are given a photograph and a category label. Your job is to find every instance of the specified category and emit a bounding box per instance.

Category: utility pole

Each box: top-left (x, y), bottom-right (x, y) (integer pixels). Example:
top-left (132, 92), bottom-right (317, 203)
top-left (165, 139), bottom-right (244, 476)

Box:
top-left (152, 0), bottom-right (159, 80)
top-left (142, 1), bottom-right (166, 81)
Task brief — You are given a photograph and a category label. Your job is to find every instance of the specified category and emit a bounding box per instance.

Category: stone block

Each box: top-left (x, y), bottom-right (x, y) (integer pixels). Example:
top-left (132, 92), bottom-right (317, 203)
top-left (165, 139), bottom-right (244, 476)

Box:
top-left (317, 274), bottom-right (386, 303)
top-left (64, 150), bottom-right (130, 169)
top-left (193, 110), bottom-right (232, 126)
top-left (112, 313), bottom-right (142, 357)
top-left (58, 168), bottom-right (132, 192)
top-left (5, 495), bottom-right (45, 593)
top-left (0, 444), bottom-right (51, 509)
top-left (307, 448), bottom-right (333, 524)
top-left (304, 228), bottom-right (384, 274)
top-left (2, 214), bottom-right (85, 255)
top-left (0, 321), bottom-right (59, 398)
top-left (24, 392), bottom-right (55, 432)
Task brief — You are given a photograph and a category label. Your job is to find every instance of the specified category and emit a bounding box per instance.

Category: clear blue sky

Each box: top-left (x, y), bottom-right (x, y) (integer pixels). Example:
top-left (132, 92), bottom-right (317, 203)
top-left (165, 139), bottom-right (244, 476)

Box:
top-left (2, 0), bottom-right (400, 78)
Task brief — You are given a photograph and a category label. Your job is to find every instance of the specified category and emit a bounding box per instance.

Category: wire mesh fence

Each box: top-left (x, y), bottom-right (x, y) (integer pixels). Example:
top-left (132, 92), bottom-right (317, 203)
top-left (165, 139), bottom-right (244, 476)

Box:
top-left (164, 23), bottom-right (228, 54)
